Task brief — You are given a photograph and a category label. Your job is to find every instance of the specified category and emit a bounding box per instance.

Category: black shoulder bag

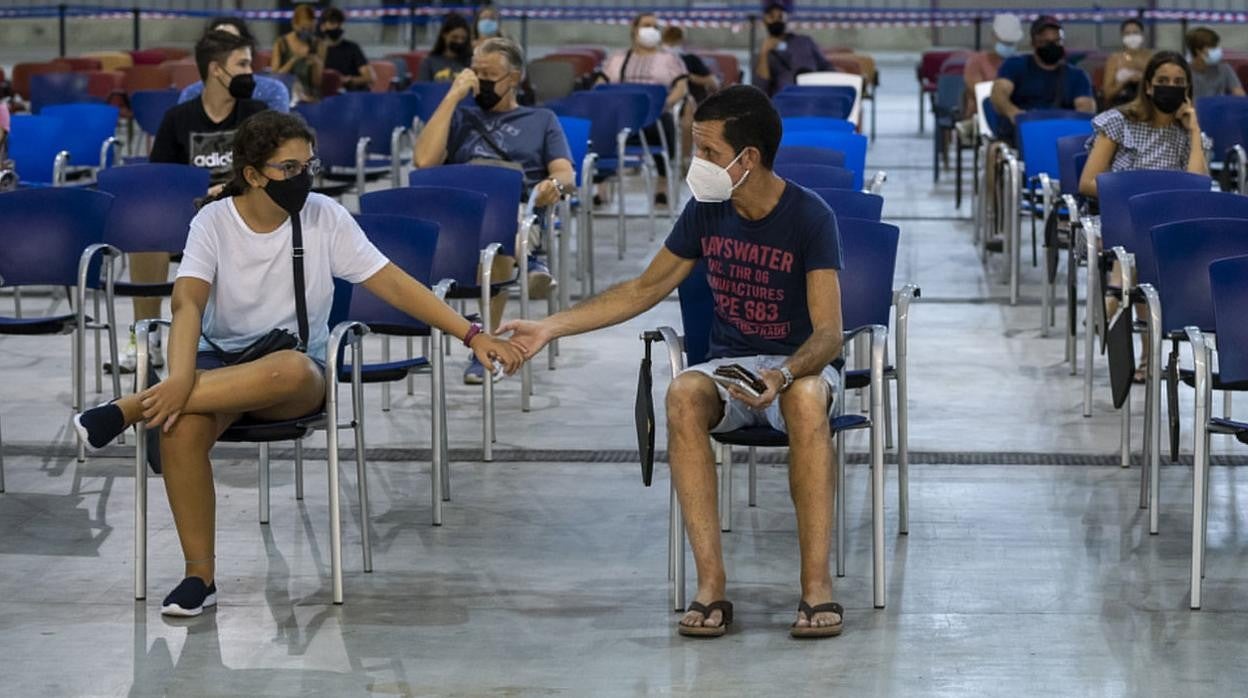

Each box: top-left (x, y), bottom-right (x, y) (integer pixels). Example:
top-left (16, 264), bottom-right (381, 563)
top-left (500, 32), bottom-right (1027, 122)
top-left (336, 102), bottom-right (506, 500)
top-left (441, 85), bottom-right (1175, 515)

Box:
top-left (203, 213), bottom-right (309, 364)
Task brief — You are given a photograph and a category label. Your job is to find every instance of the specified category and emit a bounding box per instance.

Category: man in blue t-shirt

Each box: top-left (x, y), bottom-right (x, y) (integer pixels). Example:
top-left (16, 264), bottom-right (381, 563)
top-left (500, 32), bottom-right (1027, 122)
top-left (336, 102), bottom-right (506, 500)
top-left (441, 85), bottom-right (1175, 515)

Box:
top-left (414, 37), bottom-right (575, 384)
top-left (990, 15), bottom-right (1095, 144)
top-left (501, 85), bottom-right (847, 639)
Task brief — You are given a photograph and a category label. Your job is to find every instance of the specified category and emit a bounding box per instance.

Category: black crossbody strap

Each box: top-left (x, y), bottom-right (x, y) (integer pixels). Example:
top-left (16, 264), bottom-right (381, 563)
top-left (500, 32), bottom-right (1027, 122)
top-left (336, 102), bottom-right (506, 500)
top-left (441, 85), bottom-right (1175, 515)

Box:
top-left (619, 49), bottom-right (634, 83)
top-left (291, 212), bottom-right (310, 352)
top-left (464, 111), bottom-right (512, 162)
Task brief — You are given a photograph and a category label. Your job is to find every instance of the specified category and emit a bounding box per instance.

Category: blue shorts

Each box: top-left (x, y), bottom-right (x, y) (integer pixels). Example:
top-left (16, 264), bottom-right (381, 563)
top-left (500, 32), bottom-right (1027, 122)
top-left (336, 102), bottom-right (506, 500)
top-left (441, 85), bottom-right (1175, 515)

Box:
top-left (681, 355), bottom-right (839, 434)
top-left (195, 351), bottom-right (326, 372)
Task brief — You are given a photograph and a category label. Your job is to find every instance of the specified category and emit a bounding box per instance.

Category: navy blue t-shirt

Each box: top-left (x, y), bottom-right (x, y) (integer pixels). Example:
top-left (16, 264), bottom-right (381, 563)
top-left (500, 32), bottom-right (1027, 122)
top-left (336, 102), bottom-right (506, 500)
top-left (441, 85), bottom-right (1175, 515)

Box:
top-left (997, 54), bottom-right (1093, 111)
top-left (664, 181), bottom-right (843, 359)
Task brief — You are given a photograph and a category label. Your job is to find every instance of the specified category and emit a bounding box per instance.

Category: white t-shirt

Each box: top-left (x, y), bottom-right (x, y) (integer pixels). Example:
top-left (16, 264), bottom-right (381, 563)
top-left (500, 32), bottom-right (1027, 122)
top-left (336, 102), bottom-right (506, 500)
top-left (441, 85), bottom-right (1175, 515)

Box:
top-left (177, 193), bottom-right (389, 362)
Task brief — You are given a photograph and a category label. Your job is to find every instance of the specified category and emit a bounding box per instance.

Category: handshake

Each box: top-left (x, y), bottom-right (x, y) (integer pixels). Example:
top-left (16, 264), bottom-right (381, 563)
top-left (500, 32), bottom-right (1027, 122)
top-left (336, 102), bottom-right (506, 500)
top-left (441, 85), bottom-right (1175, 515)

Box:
top-left (465, 318), bottom-right (558, 378)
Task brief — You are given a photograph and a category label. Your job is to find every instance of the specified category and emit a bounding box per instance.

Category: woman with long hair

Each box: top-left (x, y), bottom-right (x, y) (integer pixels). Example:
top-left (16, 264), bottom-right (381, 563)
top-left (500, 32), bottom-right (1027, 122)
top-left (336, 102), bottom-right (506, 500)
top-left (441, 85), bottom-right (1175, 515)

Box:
top-left (270, 3), bottom-right (324, 102)
top-left (418, 13), bottom-right (473, 82)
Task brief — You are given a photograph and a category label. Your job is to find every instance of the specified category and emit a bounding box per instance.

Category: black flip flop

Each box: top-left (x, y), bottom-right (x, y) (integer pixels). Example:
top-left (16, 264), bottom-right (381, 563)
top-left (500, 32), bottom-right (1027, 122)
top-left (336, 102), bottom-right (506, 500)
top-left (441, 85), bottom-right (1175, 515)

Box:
top-left (678, 600), bottom-right (734, 637)
top-left (790, 600), bottom-right (843, 639)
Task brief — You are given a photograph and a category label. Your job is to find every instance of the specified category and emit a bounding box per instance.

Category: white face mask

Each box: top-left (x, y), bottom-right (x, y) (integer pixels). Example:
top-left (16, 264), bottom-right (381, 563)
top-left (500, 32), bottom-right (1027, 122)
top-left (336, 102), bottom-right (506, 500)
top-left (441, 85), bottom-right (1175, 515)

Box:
top-left (685, 150), bottom-right (749, 203)
top-left (637, 26), bottom-right (662, 49)
top-left (1123, 33), bottom-right (1144, 50)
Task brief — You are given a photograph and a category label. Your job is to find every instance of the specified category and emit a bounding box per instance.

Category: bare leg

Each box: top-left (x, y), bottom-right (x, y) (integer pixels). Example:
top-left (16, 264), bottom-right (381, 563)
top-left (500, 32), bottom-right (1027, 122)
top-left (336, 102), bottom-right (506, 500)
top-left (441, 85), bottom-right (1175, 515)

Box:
top-left (781, 377), bottom-right (840, 630)
top-left (130, 252), bottom-right (170, 321)
top-left (666, 372), bottom-right (728, 629)
top-left (161, 412), bottom-right (235, 584)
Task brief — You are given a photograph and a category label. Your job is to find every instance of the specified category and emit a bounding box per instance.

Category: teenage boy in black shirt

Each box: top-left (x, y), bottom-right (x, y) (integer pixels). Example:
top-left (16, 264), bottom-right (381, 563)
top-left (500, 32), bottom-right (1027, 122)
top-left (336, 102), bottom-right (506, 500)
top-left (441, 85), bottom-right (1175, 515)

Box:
top-left (320, 6), bottom-right (375, 92)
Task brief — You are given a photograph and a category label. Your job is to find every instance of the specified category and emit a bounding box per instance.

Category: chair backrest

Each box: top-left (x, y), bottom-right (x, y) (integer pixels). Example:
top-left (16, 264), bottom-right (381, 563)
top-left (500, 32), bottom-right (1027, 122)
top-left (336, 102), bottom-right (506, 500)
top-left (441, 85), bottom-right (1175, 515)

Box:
top-left (130, 89), bottom-right (180, 137)
top-left (369, 60), bottom-right (398, 92)
top-left (541, 52), bottom-right (598, 79)
top-left (1195, 96), bottom-right (1248, 162)
top-left (1018, 118), bottom-right (1094, 179)
top-left (1129, 190), bottom-right (1248, 286)
top-left (342, 92), bottom-right (405, 156)
top-left (772, 90), bottom-right (853, 120)
top-left (60, 57), bottom-right (102, 72)
top-left (775, 163), bottom-right (854, 190)
top-left (775, 146), bottom-right (846, 168)
top-left (812, 188), bottom-right (884, 222)
top-left (919, 50), bottom-right (965, 87)
top-left (1151, 218), bottom-right (1248, 333)
top-left (84, 51), bottom-right (133, 72)
top-left (699, 51), bottom-right (741, 86)
top-left (85, 70), bottom-right (123, 102)
top-left (359, 186), bottom-right (488, 286)
top-left (933, 73), bottom-right (965, 119)
top-left (8, 114), bottom-right (66, 185)
top-left (12, 61), bottom-right (72, 100)
top-left (781, 117), bottom-right (855, 133)
top-left (1014, 109), bottom-right (1093, 127)
top-left (41, 103), bottom-right (120, 169)
top-left (122, 65), bottom-right (173, 94)
top-left (528, 59), bottom-right (577, 104)
top-left (1210, 254), bottom-right (1248, 384)
top-left (973, 80), bottom-right (995, 139)
top-left (347, 214), bottom-right (441, 333)
top-left (779, 130), bottom-right (868, 190)
top-left (128, 49), bottom-right (167, 66)
top-left (1096, 170), bottom-right (1212, 250)
top-left (0, 188), bottom-right (113, 288)
top-left (594, 83), bottom-right (665, 128)
top-left (1056, 133), bottom-right (1090, 196)
top-left (553, 91), bottom-right (650, 159)
top-left (96, 164), bottom-right (210, 253)
top-left (29, 72), bottom-right (93, 113)
top-left (674, 216), bottom-right (898, 365)
top-left (557, 116), bottom-right (591, 186)
top-left (386, 51), bottom-right (428, 82)
top-left (295, 97), bottom-right (362, 168)
top-left (164, 60), bottom-right (201, 90)
top-left (408, 82), bottom-right (453, 121)
top-left (794, 72), bottom-right (864, 125)
top-left (409, 164), bottom-right (523, 255)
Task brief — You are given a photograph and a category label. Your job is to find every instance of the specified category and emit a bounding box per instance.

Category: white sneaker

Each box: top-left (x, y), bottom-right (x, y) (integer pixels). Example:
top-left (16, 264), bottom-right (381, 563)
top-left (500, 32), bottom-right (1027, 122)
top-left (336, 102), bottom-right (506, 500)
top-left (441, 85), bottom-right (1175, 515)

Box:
top-left (105, 334), bottom-right (138, 375)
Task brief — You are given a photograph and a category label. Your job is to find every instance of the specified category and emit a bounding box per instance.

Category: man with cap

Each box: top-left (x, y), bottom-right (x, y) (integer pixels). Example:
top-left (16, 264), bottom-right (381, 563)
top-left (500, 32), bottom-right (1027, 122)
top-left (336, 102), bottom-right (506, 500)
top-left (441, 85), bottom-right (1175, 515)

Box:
top-left (990, 15), bottom-right (1095, 144)
top-left (753, 1), bottom-right (832, 97)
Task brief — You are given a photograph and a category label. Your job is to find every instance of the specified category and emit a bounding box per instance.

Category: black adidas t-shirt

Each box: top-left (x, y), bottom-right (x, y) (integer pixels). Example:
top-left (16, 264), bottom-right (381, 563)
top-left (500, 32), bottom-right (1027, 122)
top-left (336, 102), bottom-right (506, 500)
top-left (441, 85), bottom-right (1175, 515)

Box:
top-left (149, 96), bottom-right (267, 183)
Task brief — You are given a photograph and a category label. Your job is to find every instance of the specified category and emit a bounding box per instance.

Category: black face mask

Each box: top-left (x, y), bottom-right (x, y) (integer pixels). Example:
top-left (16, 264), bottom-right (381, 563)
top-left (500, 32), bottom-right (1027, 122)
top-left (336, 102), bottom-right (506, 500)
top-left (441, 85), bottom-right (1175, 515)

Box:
top-left (296, 29), bottom-right (316, 45)
top-left (766, 21), bottom-right (786, 38)
top-left (1150, 84), bottom-right (1187, 114)
top-left (448, 40), bottom-right (470, 59)
top-left (474, 78), bottom-right (505, 111)
top-left (222, 71), bottom-right (256, 100)
top-left (1036, 41), bottom-right (1065, 66)
top-left (264, 170), bottom-right (313, 216)
top-left (323, 28), bottom-right (344, 42)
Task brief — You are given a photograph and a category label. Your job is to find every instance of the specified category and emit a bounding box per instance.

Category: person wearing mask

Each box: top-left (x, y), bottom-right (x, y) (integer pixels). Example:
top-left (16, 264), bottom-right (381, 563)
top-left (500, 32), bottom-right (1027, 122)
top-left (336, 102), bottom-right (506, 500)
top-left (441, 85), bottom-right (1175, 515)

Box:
top-left (270, 3), bottom-right (324, 102)
top-left (128, 30), bottom-right (268, 373)
top-left (963, 14), bottom-right (1023, 118)
top-left (502, 85), bottom-right (847, 639)
top-left (1103, 19), bottom-right (1153, 106)
top-left (1185, 27), bottom-right (1245, 99)
top-left (752, 1), bottom-right (832, 97)
top-left (1079, 51), bottom-right (1210, 383)
top-left (990, 15), bottom-right (1095, 146)
top-left (417, 13), bottom-right (473, 83)
top-left (662, 25), bottom-right (719, 162)
top-left (74, 111), bottom-right (524, 617)
top-left (319, 6), bottom-right (375, 92)
top-left (178, 17), bottom-right (290, 113)
top-left (600, 13), bottom-right (689, 207)
top-left (414, 38), bottom-right (575, 384)
top-left (473, 4), bottom-right (504, 48)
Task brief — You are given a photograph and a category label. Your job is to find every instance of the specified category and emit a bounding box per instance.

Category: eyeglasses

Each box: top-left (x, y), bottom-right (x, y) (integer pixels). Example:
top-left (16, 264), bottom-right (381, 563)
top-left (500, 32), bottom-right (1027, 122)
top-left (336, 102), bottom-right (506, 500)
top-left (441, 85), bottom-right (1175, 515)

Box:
top-left (265, 157), bottom-right (321, 179)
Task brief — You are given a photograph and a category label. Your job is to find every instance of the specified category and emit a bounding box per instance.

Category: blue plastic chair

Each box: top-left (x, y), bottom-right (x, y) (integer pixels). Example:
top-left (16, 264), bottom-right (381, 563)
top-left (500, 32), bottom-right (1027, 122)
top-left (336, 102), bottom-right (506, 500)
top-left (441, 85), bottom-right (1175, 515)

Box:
top-left (8, 114), bottom-right (67, 185)
top-left (1055, 133), bottom-right (1089, 197)
top-left (812, 188), bottom-right (884, 222)
top-left (409, 164), bottom-right (523, 261)
top-left (1096, 171), bottom-right (1212, 252)
top-left (296, 96), bottom-right (390, 195)
top-left (129, 89), bottom-right (180, 138)
top-left (1196, 96), bottom-right (1248, 162)
top-left (29, 72), bottom-right (92, 113)
top-left (1014, 109), bottom-right (1094, 126)
top-left (0, 188), bottom-right (120, 478)
top-left (775, 146), bottom-right (846, 168)
top-left (782, 117), bottom-right (855, 133)
top-left (775, 163), bottom-right (854, 190)
top-left (557, 116), bottom-right (590, 187)
top-left (1018, 119), bottom-right (1093, 183)
top-left (42, 103), bottom-right (121, 173)
top-left (778, 84), bottom-right (857, 109)
top-left (772, 92), bottom-right (852, 120)
top-left (408, 82), bottom-right (461, 122)
top-left (1129, 190), bottom-right (1248, 287)
top-left (779, 130), bottom-right (868, 189)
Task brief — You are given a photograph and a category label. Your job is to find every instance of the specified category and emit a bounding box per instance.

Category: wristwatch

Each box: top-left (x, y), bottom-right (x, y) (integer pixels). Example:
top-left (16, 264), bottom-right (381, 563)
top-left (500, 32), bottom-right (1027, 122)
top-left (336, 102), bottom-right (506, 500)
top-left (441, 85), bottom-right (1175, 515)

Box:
top-left (779, 366), bottom-right (795, 392)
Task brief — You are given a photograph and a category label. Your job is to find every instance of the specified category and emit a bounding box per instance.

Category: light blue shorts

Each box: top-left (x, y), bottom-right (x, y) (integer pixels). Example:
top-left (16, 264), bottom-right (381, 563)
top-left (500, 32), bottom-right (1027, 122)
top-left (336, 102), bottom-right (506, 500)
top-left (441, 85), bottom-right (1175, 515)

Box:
top-left (681, 355), bottom-right (839, 434)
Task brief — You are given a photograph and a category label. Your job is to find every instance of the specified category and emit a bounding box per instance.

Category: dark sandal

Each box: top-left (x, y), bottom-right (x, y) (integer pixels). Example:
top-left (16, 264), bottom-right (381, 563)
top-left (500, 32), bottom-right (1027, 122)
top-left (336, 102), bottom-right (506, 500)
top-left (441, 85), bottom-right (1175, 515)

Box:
top-left (678, 600), bottom-right (734, 637)
top-left (790, 600), bottom-right (843, 638)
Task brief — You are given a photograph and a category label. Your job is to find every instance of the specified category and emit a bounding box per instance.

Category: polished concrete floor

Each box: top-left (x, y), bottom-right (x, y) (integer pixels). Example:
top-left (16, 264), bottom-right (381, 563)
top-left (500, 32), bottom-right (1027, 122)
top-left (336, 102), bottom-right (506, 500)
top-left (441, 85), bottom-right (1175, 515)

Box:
top-left (3, 55), bottom-right (1248, 697)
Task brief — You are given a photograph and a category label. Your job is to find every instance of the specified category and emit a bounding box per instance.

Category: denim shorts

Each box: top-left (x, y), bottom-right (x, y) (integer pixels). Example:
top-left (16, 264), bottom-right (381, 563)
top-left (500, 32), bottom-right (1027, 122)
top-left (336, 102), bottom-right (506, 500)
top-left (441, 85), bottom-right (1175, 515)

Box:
top-left (195, 351), bottom-right (326, 372)
top-left (681, 355), bottom-right (839, 434)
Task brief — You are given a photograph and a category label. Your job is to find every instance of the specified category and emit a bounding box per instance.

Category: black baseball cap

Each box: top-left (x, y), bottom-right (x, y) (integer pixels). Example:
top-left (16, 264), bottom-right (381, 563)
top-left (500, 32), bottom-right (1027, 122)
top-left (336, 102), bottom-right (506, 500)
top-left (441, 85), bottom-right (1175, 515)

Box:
top-left (1030, 15), bottom-right (1062, 37)
top-left (763, 1), bottom-right (792, 13)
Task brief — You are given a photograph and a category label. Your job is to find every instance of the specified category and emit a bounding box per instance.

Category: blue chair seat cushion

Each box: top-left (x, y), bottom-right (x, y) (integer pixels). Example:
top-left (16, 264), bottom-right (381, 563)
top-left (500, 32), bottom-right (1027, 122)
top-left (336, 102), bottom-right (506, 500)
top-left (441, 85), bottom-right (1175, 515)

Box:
top-left (711, 414), bottom-right (870, 448)
top-left (112, 281), bottom-right (174, 298)
top-left (218, 412), bottom-right (326, 443)
top-left (0, 314), bottom-right (81, 335)
top-left (341, 356), bottom-right (430, 383)
top-left (1178, 368), bottom-right (1248, 392)
top-left (1209, 417), bottom-right (1248, 444)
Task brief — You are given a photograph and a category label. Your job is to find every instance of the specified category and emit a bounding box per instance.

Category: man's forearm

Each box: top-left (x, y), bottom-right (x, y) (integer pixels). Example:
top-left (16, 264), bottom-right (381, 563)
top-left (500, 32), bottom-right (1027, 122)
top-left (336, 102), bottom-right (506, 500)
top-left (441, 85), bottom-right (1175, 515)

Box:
top-left (413, 96), bottom-right (458, 167)
top-left (782, 327), bottom-right (843, 379)
top-left (545, 279), bottom-right (662, 340)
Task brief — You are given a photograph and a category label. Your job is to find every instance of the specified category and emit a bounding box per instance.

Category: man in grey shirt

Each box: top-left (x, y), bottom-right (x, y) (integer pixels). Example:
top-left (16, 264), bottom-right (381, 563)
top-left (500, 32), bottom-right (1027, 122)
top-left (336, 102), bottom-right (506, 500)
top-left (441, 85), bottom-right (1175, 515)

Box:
top-left (1186, 27), bottom-right (1245, 99)
top-left (752, 0), bottom-right (832, 96)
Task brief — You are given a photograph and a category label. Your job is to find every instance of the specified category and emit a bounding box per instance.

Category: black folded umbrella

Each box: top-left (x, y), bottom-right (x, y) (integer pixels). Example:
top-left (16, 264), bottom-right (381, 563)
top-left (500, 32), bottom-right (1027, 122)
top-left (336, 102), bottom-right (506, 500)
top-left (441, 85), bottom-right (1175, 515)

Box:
top-left (1106, 307), bottom-right (1135, 410)
top-left (636, 347), bottom-right (656, 487)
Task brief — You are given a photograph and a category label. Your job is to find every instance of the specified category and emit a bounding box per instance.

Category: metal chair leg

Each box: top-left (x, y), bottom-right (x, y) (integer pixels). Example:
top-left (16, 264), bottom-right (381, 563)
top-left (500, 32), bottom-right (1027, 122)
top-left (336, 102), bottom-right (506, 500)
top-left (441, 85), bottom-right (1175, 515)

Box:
top-left (259, 443), bottom-right (271, 524)
top-left (747, 447), bottom-right (757, 507)
top-left (671, 482), bottom-right (686, 612)
top-left (870, 328), bottom-right (887, 609)
top-left (352, 354), bottom-right (372, 573)
top-left (381, 337), bottom-right (391, 411)
top-left (835, 430), bottom-right (845, 578)
top-left (406, 337), bottom-right (415, 395)
top-left (295, 440), bottom-right (304, 501)
top-left (431, 330), bottom-right (445, 526)
top-left (0, 416), bottom-right (5, 493)
top-left (719, 443), bottom-right (732, 532)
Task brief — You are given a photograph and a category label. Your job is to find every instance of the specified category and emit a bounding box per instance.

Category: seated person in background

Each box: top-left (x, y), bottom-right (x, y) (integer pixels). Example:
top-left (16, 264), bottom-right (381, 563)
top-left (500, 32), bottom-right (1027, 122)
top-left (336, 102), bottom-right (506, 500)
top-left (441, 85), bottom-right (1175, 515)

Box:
top-left (663, 25), bottom-right (720, 162)
top-left (74, 111), bottom-right (523, 618)
top-left (601, 12), bottom-right (688, 206)
top-left (271, 3), bottom-right (323, 102)
top-left (1079, 51), bottom-right (1209, 381)
top-left (414, 37), bottom-right (574, 385)
top-left (502, 86), bottom-right (847, 640)
top-left (962, 14), bottom-right (1022, 119)
top-left (472, 4), bottom-right (504, 48)
top-left (418, 13), bottom-right (473, 82)
top-left (1104, 19), bottom-right (1152, 106)
top-left (319, 6), bottom-right (374, 92)
top-left (179, 16), bottom-right (290, 113)
top-left (990, 15), bottom-right (1095, 146)
top-left (1185, 27), bottom-right (1245, 99)
top-left (133, 30), bottom-right (268, 373)
top-left (752, 0), bottom-right (831, 97)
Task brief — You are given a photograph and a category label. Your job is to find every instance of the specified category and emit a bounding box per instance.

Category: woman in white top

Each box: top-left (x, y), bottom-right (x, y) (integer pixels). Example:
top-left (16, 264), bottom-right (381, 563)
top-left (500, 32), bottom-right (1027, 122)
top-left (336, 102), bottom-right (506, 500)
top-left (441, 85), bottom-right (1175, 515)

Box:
top-left (75, 111), bottom-right (523, 616)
